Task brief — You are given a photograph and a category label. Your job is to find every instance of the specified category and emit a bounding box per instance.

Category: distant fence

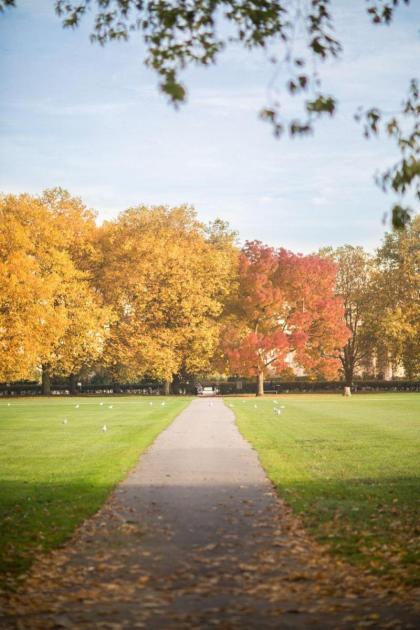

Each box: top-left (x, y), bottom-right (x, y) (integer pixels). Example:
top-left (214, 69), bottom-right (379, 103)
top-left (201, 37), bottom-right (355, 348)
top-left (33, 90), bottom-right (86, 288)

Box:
top-left (0, 380), bottom-right (163, 396)
top-left (212, 380), bottom-right (420, 394)
top-left (0, 379), bottom-right (419, 396)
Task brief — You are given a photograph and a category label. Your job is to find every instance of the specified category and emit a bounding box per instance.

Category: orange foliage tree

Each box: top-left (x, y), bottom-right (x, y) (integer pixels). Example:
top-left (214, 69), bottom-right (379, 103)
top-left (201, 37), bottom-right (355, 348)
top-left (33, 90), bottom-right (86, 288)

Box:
top-left (221, 241), bottom-right (349, 395)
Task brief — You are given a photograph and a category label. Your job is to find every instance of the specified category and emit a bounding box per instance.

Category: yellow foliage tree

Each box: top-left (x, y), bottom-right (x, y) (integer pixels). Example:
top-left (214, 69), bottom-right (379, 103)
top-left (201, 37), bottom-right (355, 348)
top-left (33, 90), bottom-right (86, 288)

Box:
top-left (374, 216), bottom-right (420, 378)
top-left (0, 194), bottom-right (70, 382)
top-left (0, 192), bottom-right (111, 391)
top-left (38, 189), bottom-right (112, 393)
top-left (97, 206), bottom-right (237, 391)
top-left (40, 187), bottom-right (99, 272)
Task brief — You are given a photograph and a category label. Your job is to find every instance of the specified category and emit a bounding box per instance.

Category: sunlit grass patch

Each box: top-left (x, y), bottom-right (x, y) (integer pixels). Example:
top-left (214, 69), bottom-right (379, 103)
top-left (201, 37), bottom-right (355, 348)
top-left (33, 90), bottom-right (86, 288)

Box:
top-left (230, 393), bottom-right (420, 586)
top-left (0, 396), bottom-right (190, 587)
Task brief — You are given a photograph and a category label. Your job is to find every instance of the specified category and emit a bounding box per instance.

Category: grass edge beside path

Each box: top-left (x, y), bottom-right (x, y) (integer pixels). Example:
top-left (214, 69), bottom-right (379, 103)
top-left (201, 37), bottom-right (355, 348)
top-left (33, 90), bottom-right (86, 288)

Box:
top-left (0, 396), bottom-right (191, 589)
top-left (227, 393), bottom-right (420, 588)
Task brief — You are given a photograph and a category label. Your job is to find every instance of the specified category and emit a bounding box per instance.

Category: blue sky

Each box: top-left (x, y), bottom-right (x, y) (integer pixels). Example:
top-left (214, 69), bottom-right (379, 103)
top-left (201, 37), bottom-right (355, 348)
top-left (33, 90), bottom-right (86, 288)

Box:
top-left (0, 1), bottom-right (418, 252)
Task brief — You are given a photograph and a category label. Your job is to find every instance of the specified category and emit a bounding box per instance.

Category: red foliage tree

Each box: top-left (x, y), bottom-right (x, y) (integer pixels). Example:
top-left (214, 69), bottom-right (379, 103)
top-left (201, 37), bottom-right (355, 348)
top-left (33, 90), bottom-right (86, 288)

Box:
top-left (221, 241), bottom-right (349, 395)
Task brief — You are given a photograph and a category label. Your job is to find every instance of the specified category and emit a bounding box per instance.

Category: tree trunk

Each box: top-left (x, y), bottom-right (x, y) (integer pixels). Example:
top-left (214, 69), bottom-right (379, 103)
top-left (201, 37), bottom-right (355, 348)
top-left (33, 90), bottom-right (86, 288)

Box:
top-left (41, 365), bottom-right (51, 396)
top-left (69, 374), bottom-right (77, 395)
top-left (340, 341), bottom-right (356, 389)
top-left (344, 370), bottom-right (353, 387)
top-left (164, 379), bottom-right (171, 396)
top-left (343, 364), bottom-right (353, 395)
top-left (256, 371), bottom-right (264, 397)
top-left (171, 373), bottom-right (182, 395)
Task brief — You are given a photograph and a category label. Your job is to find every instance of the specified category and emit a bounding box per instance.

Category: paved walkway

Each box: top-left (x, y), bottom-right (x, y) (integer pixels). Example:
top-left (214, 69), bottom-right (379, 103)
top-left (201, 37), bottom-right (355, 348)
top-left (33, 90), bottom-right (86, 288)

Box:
top-left (3, 399), bottom-right (418, 628)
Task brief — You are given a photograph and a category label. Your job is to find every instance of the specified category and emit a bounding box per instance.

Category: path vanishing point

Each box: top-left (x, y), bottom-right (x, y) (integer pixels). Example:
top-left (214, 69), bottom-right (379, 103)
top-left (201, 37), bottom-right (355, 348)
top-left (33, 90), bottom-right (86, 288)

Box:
top-left (2, 399), bottom-right (418, 629)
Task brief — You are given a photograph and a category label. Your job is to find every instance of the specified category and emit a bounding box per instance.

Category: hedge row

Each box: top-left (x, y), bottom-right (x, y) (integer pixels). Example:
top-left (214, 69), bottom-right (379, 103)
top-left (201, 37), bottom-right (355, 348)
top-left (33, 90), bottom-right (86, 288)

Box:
top-left (1, 379), bottom-right (419, 396)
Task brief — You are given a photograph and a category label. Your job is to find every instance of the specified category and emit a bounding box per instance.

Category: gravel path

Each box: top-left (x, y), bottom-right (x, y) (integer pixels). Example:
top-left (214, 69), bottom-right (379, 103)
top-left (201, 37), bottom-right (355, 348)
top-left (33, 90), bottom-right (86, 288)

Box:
top-left (2, 399), bottom-right (418, 629)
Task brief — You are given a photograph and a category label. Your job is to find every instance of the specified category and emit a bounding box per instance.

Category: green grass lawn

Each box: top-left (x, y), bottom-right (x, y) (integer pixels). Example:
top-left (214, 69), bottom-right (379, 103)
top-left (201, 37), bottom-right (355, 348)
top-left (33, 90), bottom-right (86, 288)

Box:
top-left (229, 393), bottom-right (420, 586)
top-left (0, 396), bottom-right (190, 587)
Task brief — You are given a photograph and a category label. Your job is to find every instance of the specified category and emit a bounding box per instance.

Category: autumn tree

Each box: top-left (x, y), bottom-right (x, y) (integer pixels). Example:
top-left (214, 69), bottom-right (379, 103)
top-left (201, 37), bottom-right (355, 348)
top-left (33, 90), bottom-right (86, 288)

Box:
top-left (221, 241), bottom-right (349, 395)
top-left (39, 275), bottom-right (112, 394)
top-left (96, 205), bottom-right (237, 392)
top-left (40, 187), bottom-right (99, 272)
top-left (0, 193), bottom-right (70, 382)
top-left (374, 216), bottom-right (420, 378)
top-left (319, 245), bottom-right (381, 388)
top-left (0, 191), bottom-right (111, 392)
top-left (38, 189), bottom-right (112, 393)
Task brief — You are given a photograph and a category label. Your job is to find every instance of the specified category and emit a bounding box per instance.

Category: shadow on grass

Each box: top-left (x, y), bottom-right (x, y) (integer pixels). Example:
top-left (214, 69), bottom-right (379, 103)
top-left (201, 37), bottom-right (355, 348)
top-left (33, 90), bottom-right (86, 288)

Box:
top-left (0, 475), bottom-right (418, 585)
top-left (275, 475), bottom-right (419, 584)
top-left (276, 475), bottom-right (419, 512)
top-left (0, 479), bottom-right (113, 581)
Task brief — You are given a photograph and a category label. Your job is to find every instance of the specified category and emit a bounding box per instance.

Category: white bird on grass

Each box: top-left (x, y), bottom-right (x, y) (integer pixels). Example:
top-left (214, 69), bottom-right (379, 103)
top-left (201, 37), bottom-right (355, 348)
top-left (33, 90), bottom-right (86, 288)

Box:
top-left (108, 405), bottom-right (113, 409)
top-left (99, 402), bottom-right (104, 406)
top-left (254, 404), bottom-right (258, 409)
top-left (102, 424), bottom-right (107, 432)
top-left (63, 418), bottom-right (68, 425)
top-left (75, 404), bottom-right (79, 409)
top-left (149, 401), bottom-right (153, 406)
top-left (161, 402), bottom-right (166, 406)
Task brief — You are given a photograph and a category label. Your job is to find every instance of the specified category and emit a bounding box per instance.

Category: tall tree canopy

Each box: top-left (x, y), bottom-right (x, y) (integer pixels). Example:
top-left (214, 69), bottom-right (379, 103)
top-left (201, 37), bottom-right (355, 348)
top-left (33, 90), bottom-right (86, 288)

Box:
top-left (320, 245), bottom-right (379, 387)
top-left (0, 191), bottom-right (111, 388)
top-left (0, 193), bottom-right (70, 381)
top-left (374, 215), bottom-right (420, 378)
top-left (96, 205), bottom-right (237, 389)
top-left (221, 241), bottom-right (349, 395)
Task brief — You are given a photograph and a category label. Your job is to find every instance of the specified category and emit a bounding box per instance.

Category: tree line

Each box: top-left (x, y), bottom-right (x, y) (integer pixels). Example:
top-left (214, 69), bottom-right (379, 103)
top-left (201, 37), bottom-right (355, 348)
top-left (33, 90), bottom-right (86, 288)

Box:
top-left (1, 189), bottom-right (418, 395)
